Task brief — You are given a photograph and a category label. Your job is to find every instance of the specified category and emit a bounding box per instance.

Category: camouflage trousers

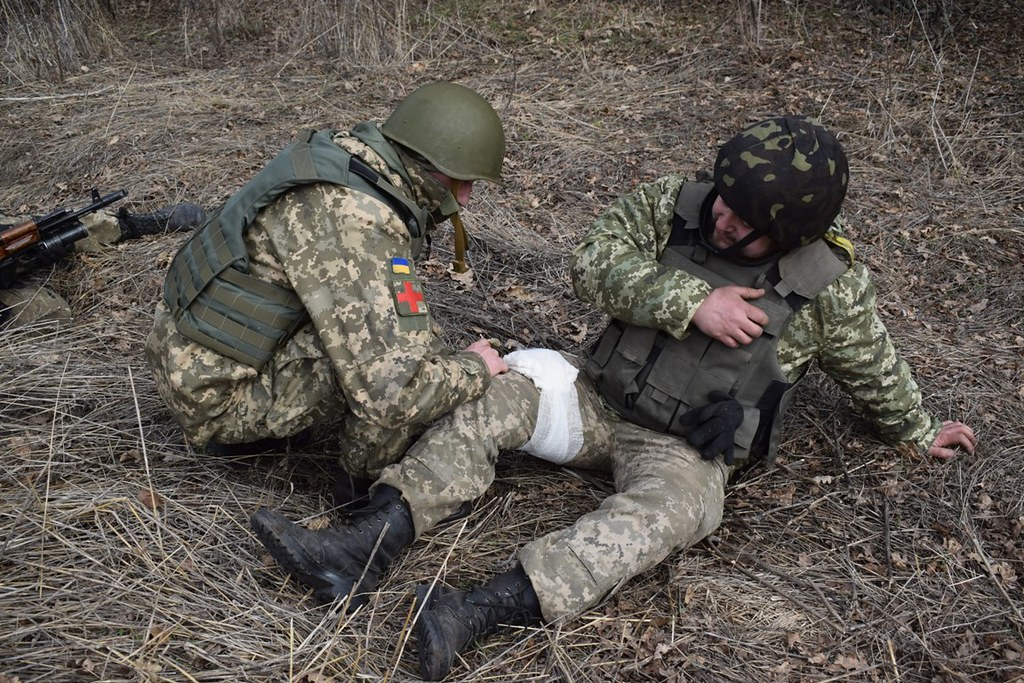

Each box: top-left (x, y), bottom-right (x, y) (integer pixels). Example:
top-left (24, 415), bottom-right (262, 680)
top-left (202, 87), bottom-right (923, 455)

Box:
top-left (376, 354), bottom-right (731, 621)
top-left (147, 300), bottom-right (422, 477)
top-left (147, 300), bottom-right (342, 446)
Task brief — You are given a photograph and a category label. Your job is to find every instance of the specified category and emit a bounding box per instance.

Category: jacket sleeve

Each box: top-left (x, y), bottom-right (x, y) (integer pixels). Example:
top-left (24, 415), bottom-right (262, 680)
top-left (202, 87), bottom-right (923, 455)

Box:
top-left (259, 182), bottom-right (489, 429)
top-left (569, 175), bottom-right (713, 340)
top-left (814, 262), bottom-right (942, 452)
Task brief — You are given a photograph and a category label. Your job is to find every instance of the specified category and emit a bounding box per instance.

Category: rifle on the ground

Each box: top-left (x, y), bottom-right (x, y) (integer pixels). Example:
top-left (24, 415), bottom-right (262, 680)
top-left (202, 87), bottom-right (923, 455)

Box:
top-left (0, 188), bottom-right (128, 287)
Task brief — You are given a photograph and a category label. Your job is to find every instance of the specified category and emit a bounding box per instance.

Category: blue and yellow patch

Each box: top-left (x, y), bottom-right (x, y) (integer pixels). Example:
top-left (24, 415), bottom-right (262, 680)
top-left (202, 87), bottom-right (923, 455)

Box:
top-left (388, 257), bottom-right (429, 331)
top-left (390, 257), bottom-right (411, 275)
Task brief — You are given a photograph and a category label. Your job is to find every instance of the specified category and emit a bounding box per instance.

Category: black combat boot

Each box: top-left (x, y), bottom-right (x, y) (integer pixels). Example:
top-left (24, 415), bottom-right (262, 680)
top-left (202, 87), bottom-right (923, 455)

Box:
top-left (415, 563), bottom-right (543, 681)
top-left (250, 484), bottom-right (414, 607)
top-left (117, 203), bottom-right (207, 239)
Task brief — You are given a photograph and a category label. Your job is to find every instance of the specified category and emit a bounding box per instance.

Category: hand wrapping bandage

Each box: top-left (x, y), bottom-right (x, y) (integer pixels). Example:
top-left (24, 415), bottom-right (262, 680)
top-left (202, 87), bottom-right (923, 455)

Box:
top-left (504, 349), bottom-right (584, 464)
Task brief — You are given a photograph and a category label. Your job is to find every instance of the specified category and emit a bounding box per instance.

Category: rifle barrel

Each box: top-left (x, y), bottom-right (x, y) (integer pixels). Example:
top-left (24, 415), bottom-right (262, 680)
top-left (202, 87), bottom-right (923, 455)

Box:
top-left (37, 188), bottom-right (128, 233)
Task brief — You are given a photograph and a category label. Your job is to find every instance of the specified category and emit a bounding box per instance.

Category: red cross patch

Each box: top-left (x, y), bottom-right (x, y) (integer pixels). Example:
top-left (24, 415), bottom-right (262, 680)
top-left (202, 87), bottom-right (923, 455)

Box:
top-left (393, 279), bottom-right (427, 316)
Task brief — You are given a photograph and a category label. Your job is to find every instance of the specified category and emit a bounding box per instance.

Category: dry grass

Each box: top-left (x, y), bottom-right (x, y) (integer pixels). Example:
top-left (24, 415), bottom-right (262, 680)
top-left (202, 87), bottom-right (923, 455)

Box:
top-left (1, 0), bottom-right (121, 83)
top-left (2, 1), bottom-right (1022, 681)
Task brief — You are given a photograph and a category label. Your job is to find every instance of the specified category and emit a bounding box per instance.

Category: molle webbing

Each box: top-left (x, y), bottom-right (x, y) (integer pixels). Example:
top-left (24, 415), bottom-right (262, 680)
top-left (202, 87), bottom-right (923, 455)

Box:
top-left (164, 128), bottom-right (427, 369)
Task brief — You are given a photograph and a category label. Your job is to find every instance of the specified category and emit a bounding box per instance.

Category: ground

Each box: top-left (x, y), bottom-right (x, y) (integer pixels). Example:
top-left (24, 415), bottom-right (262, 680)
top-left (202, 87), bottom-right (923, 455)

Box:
top-left (1, 1), bottom-right (1022, 681)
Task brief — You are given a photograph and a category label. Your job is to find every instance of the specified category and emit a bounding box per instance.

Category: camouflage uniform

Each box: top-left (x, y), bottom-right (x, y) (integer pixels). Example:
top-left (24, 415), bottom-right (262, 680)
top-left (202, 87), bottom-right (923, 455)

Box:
top-left (145, 128), bottom-right (490, 476)
top-left (0, 210), bottom-right (122, 325)
top-left (379, 173), bottom-right (942, 621)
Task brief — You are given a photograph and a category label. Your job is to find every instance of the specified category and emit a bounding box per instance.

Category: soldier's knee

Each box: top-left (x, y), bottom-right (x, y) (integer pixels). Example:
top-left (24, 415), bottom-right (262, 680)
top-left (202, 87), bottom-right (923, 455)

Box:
top-left (0, 287), bottom-right (72, 326)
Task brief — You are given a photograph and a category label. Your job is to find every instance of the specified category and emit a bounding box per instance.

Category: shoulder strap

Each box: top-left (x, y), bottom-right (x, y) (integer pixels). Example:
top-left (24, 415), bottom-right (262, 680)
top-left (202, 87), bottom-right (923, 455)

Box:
top-left (774, 238), bottom-right (849, 302)
top-left (298, 129), bottom-right (427, 249)
top-left (669, 180), bottom-right (715, 247)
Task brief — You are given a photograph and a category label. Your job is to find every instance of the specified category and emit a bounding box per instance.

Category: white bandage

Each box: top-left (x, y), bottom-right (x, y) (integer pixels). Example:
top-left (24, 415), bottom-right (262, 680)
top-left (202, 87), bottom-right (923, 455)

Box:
top-left (504, 349), bottom-right (584, 464)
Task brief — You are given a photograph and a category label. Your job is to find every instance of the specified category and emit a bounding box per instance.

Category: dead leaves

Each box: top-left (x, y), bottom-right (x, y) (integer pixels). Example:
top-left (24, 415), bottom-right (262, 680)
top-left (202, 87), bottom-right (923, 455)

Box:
top-left (119, 448), bottom-right (141, 463)
top-left (137, 488), bottom-right (165, 511)
top-left (809, 651), bottom-right (871, 674)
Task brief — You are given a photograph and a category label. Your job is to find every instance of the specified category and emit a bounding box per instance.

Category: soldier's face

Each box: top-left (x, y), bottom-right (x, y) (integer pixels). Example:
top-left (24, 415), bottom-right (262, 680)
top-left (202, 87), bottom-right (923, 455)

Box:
top-left (430, 172), bottom-right (475, 207)
top-left (710, 195), bottom-right (780, 261)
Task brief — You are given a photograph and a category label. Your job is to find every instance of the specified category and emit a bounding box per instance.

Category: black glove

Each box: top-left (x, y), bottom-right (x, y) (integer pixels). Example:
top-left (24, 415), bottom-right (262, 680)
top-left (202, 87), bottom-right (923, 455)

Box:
top-left (677, 390), bottom-right (744, 465)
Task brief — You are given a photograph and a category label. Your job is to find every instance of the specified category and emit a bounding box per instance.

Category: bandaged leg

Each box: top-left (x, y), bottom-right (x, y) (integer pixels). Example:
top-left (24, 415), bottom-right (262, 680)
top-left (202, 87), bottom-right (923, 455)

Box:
top-left (504, 349), bottom-right (584, 464)
top-left (376, 351), bottom-right (614, 538)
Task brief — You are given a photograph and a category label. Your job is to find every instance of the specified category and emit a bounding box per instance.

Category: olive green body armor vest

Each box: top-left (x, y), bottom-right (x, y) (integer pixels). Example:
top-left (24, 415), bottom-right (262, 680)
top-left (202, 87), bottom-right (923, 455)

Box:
top-left (163, 123), bottom-right (428, 370)
top-left (585, 182), bottom-right (849, 464)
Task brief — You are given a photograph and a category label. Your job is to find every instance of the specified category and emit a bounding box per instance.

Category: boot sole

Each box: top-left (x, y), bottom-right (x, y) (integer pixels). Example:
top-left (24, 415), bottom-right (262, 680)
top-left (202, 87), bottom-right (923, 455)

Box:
top-left (415, 609), bottom-right (458, 681)
top-left (250, 508), bottom-right (355, 603)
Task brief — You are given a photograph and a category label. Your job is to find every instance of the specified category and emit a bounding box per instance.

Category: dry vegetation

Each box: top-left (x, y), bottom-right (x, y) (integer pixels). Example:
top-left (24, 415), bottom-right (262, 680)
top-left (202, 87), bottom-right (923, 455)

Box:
top-left (2, 0), bottom-right (1022, 681)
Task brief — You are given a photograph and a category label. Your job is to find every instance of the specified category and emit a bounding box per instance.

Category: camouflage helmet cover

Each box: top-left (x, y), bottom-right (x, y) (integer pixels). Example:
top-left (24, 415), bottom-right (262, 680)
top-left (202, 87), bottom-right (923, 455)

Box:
top-left (381, 81), bottom-right (505, 185)
top-left (713, 116), bottom-right (849, 250)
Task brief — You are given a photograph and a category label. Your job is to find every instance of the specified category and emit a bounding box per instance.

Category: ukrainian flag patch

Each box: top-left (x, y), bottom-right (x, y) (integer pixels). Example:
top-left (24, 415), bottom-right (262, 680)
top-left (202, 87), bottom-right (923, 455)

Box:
top-left (391, 257), bottom-right (411, 275)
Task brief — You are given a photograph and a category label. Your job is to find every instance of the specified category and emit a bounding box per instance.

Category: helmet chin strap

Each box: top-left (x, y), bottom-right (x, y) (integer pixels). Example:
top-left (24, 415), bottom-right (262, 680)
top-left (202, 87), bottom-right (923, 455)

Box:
top-left (717, 229), bottom-right (764, 258)
top-left (704, 226), bottom-right (782, 265)
top-left (451, 212), bottom-right (469, 273)
top-left (698, 195), bottom-right (770, 260)
top-left (447, 180), bottom-right (470, 273)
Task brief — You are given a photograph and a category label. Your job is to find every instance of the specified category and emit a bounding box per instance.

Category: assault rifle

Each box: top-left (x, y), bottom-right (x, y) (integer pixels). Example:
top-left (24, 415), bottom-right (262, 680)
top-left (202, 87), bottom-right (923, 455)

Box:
top-left (0, 188), bottom-right (127, 288)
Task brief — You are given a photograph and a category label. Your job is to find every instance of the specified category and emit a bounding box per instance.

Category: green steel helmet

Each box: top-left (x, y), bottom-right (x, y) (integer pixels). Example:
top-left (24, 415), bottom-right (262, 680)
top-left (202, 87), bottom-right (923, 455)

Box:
top-left (381, 81), bottom-right (506, 185)
top-left (713, 116), bottom-right (849, 250)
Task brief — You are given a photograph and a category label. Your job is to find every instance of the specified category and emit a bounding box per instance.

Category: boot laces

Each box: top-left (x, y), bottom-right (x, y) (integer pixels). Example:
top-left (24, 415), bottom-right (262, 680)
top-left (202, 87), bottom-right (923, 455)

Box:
top-left (461, 583), bottom-right (533, 638)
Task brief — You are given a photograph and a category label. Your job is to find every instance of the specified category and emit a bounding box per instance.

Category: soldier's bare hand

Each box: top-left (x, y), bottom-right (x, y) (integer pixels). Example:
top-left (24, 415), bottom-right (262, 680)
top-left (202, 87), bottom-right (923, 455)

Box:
top-left (691, 286), bottom-right (769, 348)
top-left (927, 420), bottom-right (976, 460)
top-left (465, 338), bottom-right (508, 377)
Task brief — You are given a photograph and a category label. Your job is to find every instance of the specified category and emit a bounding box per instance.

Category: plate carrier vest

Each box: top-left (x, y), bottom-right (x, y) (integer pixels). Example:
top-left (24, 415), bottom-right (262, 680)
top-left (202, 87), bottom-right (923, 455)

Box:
top-left (584, 181), bottom-right (850, 464)
top-left (163, 123), bottom-right (429, 370)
